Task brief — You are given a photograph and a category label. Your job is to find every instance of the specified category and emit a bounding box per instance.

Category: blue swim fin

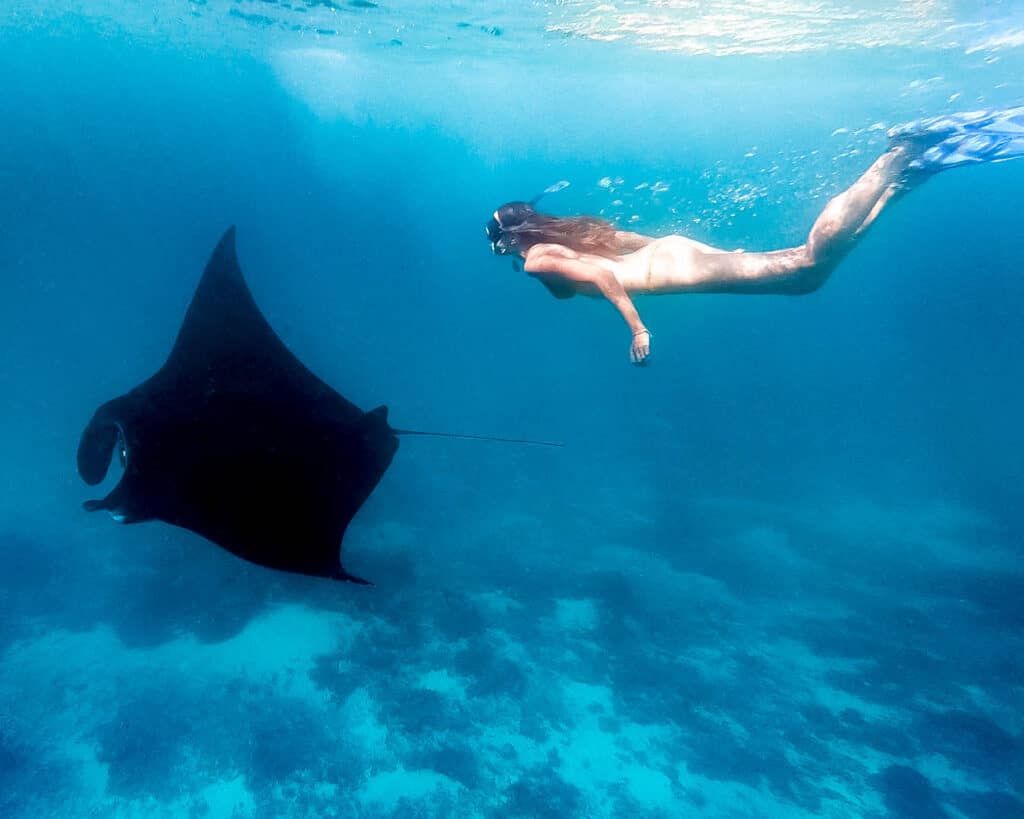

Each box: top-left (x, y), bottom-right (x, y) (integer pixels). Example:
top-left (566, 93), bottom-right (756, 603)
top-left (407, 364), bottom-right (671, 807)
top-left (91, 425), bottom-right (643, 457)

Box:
top-left (888, 105), bottom-right (1024, 173)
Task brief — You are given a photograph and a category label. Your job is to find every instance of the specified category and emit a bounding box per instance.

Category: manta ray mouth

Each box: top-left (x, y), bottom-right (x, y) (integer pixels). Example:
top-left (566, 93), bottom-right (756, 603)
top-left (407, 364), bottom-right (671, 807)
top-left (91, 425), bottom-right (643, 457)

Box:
top-left (78, 415), bottom-right (128, 486)
top-left (77, 417), bottom-right (130, 520)
top-left (109, 424), bottom-right (128, 521)
top-left (116, 424), bottom-right (128, 469)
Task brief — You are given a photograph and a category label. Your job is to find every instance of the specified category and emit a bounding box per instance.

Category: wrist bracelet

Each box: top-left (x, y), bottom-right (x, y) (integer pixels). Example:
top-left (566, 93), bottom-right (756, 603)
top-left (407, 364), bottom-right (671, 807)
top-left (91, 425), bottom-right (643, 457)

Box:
top-left (633, 328), bottom-right (651, 337)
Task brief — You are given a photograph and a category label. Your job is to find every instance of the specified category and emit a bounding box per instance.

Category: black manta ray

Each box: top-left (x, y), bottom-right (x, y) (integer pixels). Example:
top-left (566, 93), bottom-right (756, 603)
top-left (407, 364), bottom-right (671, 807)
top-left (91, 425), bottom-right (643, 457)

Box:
top-left (77, 227), bottom-right (559, 584)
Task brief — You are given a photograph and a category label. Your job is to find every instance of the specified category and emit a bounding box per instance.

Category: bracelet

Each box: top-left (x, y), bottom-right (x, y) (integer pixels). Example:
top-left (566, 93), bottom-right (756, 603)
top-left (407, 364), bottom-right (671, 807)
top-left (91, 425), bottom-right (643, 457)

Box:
top-left (633, 328), bottom-right (651, 337)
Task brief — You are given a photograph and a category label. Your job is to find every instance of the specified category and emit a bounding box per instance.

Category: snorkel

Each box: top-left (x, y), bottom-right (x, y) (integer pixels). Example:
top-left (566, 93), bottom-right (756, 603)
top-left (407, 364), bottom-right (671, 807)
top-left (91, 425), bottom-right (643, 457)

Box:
top-left (529, 179), bottom-right (570, 205)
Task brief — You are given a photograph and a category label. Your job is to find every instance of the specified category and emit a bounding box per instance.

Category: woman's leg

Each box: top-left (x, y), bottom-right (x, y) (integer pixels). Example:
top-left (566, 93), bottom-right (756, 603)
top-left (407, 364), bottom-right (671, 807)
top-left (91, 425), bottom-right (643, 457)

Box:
top-left (803, 145), bottom-right (914, 270)
top-left (692, 146), bottom-right (915, 294)
top-left (685, 106), bottom-right (1024, 295)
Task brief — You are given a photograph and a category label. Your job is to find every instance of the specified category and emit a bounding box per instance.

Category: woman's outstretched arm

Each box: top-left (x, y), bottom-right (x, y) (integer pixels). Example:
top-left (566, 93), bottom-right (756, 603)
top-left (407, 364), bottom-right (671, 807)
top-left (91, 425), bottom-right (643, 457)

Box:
top-left (524, 247), bottom-right (653, 365)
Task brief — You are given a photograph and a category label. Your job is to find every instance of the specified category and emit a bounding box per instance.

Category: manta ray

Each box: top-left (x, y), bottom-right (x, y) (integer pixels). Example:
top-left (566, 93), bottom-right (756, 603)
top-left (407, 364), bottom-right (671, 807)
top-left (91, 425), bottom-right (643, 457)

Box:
top-left (77, 227), bottom-right (558, 584)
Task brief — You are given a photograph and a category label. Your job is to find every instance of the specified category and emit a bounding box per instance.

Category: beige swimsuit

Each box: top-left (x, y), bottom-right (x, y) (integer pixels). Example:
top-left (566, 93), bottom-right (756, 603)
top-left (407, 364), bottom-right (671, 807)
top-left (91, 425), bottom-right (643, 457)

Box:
top-left (616, 236), bottom-right (697, 294)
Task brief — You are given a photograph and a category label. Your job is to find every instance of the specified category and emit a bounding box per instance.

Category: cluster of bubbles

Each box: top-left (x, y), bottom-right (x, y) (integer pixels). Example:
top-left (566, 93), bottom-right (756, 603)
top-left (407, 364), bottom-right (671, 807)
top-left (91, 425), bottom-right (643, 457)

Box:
top-left (549, 116), bottom-right (912, 247)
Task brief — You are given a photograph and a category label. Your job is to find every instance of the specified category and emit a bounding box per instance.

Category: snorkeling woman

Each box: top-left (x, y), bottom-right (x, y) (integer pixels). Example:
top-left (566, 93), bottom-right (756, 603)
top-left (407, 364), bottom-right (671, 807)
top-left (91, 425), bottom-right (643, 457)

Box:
top-left (486, 107), bottom-right (1024, 366)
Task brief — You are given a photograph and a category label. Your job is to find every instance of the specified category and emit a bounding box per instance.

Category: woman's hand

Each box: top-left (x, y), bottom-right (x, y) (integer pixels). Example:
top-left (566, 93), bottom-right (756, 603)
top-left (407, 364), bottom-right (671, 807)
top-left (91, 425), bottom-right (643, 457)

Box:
top-left (630, 328), bottom-right (652, 366)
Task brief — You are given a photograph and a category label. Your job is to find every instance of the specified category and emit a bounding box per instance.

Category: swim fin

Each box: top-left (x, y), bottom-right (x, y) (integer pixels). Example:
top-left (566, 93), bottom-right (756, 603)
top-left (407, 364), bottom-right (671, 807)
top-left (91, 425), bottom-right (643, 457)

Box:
top-left (888, 105), bottom-right (1024, 173)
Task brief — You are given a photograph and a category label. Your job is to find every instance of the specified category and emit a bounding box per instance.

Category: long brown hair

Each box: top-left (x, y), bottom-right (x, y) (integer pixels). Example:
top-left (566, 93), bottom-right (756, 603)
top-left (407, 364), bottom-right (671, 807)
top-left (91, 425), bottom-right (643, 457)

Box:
top-left (493, 202), bottom-right (625, 257)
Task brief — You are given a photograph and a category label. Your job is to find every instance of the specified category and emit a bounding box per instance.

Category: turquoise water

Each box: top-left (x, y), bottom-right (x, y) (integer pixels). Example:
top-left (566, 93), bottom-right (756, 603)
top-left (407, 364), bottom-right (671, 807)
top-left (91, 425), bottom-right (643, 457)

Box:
top-left (2, 2), bottom-right (1023, 817)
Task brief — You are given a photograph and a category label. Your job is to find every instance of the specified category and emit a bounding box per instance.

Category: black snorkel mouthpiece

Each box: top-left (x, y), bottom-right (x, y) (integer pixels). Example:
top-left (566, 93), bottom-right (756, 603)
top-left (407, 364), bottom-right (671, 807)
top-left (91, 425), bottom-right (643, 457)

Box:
top-left (485, 215), bottom-right (505, 254)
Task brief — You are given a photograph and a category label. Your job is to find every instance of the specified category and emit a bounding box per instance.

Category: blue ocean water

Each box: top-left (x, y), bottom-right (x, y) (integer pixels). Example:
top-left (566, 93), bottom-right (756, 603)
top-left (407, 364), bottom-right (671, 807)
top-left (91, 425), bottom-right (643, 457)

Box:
top-left (2, 2), bottom-right (1023, 817)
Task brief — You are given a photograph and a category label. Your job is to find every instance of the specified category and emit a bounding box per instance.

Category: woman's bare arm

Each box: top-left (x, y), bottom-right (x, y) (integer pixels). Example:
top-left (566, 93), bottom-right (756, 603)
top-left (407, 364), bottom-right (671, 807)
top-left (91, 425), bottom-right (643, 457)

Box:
top-left (524, 248), bottom-right (652, 364)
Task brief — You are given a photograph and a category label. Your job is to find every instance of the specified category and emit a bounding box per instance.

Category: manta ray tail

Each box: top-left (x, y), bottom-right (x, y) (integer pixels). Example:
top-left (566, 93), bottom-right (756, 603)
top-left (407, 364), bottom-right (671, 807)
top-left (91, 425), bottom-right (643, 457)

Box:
top-left (391, 428), bottom-right (565, 448)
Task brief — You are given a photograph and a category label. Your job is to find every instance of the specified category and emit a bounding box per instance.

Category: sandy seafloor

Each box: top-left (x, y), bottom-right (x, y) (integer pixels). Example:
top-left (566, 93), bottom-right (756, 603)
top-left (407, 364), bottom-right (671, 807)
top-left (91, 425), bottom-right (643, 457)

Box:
top-left (1, 2), bottom-right (1023, 817)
